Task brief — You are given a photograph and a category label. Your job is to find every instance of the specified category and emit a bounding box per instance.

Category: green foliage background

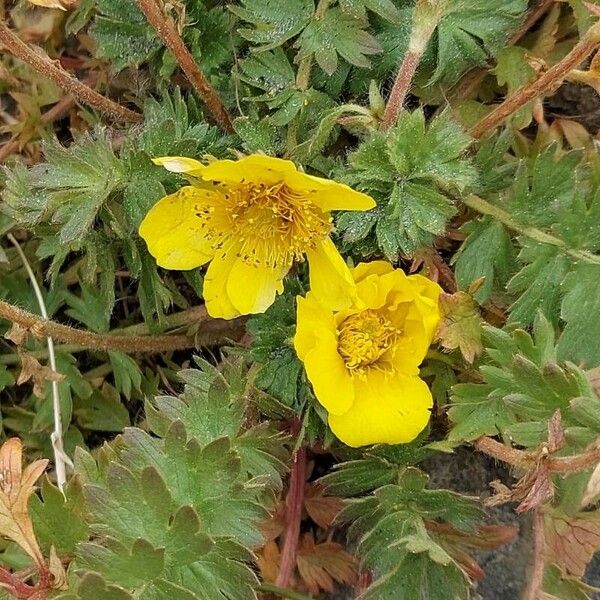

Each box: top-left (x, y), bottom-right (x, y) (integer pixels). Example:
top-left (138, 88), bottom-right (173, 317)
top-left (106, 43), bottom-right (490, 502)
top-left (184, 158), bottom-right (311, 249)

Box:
top-left (1, 0), bottom-right (600, 599)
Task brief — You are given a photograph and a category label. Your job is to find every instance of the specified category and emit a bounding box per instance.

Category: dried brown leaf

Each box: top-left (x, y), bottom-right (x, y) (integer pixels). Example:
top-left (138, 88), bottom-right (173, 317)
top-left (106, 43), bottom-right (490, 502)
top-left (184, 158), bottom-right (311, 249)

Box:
top-left (0, 438), bottom-right (48, 567)
top-left (17, 353), bottom-right (63, 399)
top-left (436, 292), bottom-right (483, 363)
top-left (581, 463), bottom-right (600, 508)
top-left (296, 533), bottom-right (357, 596)
top-left (486, 461), bottom-right (554, 513)
top-left (547, 410), bottom-right (566, 454)
top-left (258, 502), bottom-right (285, 543)
top-left (304, 484), bottom-right (344, 529)
top-left (4, 323), bottom-right (29, 346)
top-left (544, 511), bottom-right (600, 577)
top-left (48, 546), bottom-right (68, 590)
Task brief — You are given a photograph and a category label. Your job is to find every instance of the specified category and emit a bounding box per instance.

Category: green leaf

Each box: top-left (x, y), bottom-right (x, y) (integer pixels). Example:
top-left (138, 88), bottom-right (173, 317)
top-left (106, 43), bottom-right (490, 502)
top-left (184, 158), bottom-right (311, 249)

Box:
top-left (233, 117), bottom-right (282, 155)
top-left (338, 468), bottom-right (482, 599)
top-left (65, 361), bottom-right (288, 599)
top-left (239, 48), bottom-right (295, 94)
top-left (493, 46), bottom-right (537, 129)
top-left (296, 8), bottom-right (382, 75)
top-left (73, 387), bottom-right (130, 432)
top-left (507, 149), bottom-right (582, 228)
top-left (3, 134), bottom-right (124, 245)
top-left (507, 243), bottom-right (572, 326)
top-left (92, 0), bottom-right (158, 71)
top-left (320, 458), bottom-right (398, 497)
top-left (430, 0), bottom-right (528, 85)
top-left (230, 0), bottom-right (313, 50)
top-left (339, 0), bottom-right (401, 22)
top-left (247, 279), bottom-right (310, 408)
top-left (339, 110), bottom-right (475, 259)
top-left (145, 357), bottom-right (288, 487)
top-left (453, 217), bottom-right (515, 303)
top-left (448, 314), bottom-right (598, 444)
top-left (558, 264), bottom-right (600, 367)
top-left (109, 352), bottom-right (143, 400)
top-left (30, 476), bottom-right (89, 556)
top-left (55, 572), bottom-right (134, 600)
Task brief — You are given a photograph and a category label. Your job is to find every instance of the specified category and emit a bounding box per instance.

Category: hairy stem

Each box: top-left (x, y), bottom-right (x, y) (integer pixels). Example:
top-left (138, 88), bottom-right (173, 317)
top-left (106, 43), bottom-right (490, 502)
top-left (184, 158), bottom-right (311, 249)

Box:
top-left (275, 422), bottom-right (307, 588)
top-left (522, 511), bottom-right (545, 600)
top-left (0, 300), bottom-right (245, 353)
top-left (474, 436), bottom-right (531, 467)
top-left (470, 21), bottom-right (600, 138)
top-left (380, 51), bottom-right (421, 130)
top-left (0, 21), bottom-right (141, 123)
top-left (136, 0), bottom-right (233, 132)
top-left (475, 436), bottom-right (600, 474)
top-left (381, 0), bottom-right (445, 130)
top-left (462, 194), bottom-right (600, 266)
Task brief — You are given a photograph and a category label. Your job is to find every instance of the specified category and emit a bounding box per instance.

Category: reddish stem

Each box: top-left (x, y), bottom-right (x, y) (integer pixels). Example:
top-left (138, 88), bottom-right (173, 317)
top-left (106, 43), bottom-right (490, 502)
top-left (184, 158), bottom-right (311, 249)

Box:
top-left (522, 511), bottom-right (545, 600)
top-left (135, 0), bottom-right (233, 132)
top-left (475, 435), bottom-right (600, 474)
top-left (275, 425), bottom-right (307, 589)
top-left (380, 50), bottom-right (421, 131)
top-left (470, 24), bottom-right (600, 138)
top-left (0, 566), bottom-right (41, 600)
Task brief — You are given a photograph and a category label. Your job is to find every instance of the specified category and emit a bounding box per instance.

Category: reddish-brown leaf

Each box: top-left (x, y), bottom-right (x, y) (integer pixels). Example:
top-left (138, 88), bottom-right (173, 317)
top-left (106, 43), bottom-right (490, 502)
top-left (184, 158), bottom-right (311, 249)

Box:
top-left (256, 541), bottom-right (284, 586)
top-left (296, 533), bottom-right (357, 596)
top-left (544, 511), bottom-right (600, 577)
top-left (304, 484), bottom-right (344, 529)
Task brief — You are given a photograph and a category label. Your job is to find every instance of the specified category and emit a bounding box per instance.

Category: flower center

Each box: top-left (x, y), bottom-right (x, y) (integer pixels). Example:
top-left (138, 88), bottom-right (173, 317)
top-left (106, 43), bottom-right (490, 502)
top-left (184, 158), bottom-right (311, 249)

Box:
top-left (196, 181), bottom-right (332, 269)
top-left (337, 310), bottom-right (399, 371)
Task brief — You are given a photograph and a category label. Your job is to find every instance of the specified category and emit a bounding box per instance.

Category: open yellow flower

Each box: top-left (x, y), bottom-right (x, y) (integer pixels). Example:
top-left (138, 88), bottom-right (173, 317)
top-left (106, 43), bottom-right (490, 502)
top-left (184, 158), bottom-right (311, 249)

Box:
top-left (138, 155), bottom-right (375, 319)
top-left (294, 261), bottom-right (442, 447)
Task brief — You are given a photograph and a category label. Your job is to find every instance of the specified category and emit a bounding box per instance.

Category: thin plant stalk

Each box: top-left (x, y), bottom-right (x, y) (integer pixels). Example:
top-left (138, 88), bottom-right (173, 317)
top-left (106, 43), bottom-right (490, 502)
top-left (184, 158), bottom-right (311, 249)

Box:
top-left (7, 234), bottom-right (71, 491)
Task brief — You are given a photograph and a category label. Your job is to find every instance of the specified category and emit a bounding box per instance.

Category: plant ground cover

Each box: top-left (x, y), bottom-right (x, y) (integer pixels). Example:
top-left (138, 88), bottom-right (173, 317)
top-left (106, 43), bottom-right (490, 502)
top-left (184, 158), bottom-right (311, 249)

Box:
top-left (1, 1), bottom-right (600, 599)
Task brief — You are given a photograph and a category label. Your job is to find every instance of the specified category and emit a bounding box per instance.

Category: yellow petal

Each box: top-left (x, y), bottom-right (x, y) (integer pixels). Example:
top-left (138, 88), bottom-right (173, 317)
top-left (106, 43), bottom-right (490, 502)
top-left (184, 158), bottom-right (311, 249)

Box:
top-left (202, 246), bottom-right (241, 320)
top-left (303, 332), bottom-right (354, 415)
top-left (138, 187), bottom-right (216, 270)
top-left (284, 171), bottom-right (376, 212)
top-left (407, 274), bottom-right (442, 344)
top-left (294, 294), bottom-right (337, 360)
top-left (226, 260), bottom-right (287, 315)
top-left (351, 261), bottom-right (395, 284)
top-left (306, 238), bottom-right (357, 311)
top-left (153, 156), bottom-right (207, 176)
top-left (199, 155), bottom-right (297, 185)
top-left (328, 371), bottom-right (432, 447)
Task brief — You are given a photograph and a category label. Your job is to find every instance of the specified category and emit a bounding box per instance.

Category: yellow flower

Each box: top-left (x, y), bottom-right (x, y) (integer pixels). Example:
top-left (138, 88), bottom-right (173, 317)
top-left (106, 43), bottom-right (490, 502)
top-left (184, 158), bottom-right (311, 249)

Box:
top-left (138, 155), bottom-right (375, 319)
top-left (294, 261), bottom-right (442, 447)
